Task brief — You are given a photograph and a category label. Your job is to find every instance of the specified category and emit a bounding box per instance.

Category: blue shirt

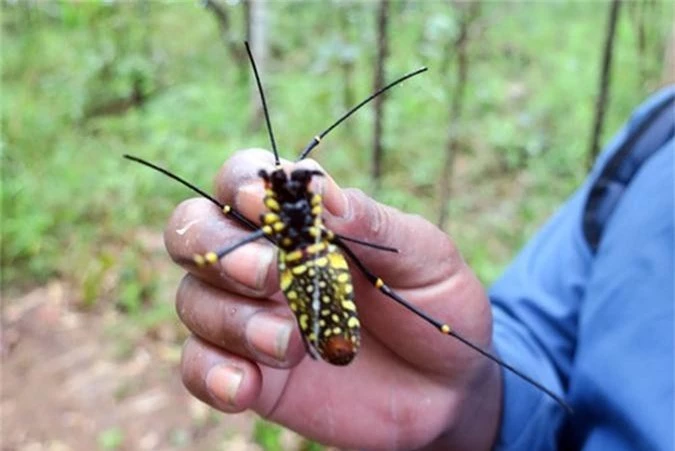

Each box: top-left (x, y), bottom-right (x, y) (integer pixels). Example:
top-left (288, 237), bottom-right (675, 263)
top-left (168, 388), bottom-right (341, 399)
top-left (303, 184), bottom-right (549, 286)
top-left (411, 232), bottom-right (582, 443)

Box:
top-left (491, 87), bottom-right (674, 450)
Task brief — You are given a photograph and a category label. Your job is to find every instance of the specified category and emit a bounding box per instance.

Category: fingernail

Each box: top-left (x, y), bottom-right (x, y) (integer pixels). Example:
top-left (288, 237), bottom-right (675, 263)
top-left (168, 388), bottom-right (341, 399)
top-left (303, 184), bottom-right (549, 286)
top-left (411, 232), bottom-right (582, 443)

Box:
top-left (246, 313), bottom-right (293, 362)
top-left (321, 177), bottom-right (348, 219)
top-left (235, 182), bottom-right (266, 218)
top-left (206, 364), bottom-right (243, 407)
top-left (326, 188), bottom-right (349, 219)
top-left (221, 243), bottom-right (275, 292)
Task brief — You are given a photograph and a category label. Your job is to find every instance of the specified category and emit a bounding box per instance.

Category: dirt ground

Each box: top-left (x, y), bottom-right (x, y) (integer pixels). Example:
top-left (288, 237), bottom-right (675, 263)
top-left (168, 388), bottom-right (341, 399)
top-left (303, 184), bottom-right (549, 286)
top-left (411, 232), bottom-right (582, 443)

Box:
top-left (1, 271), bottom-right (322, 451)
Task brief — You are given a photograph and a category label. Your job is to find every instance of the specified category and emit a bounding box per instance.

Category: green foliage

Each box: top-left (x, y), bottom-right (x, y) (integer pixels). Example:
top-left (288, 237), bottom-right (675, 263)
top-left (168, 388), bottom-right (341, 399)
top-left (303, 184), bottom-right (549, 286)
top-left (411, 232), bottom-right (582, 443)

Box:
top-left (2, 2), bottom-right (670, 292)
top-left (253, 419), bottom-right (283, 451)
top-left (97, 426), bottom-right (124, 450)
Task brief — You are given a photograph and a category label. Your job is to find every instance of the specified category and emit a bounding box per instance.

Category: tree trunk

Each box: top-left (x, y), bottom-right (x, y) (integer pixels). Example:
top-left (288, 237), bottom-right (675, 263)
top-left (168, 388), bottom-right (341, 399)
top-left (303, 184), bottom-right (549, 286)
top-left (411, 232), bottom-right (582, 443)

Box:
top-left (587, 0), bottom-right (622, 170)
top-left (437, 1), bottom-right (481, 230)
top-left (371, 0), bottom-right (390, 192)
top-left (202, 0), bottom-right (246, 64)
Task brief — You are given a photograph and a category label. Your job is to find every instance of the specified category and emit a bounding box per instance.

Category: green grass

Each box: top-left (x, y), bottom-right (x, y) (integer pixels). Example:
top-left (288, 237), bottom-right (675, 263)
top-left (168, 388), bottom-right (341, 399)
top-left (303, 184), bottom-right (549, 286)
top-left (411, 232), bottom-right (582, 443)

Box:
top-left (3, 2), bottom-right (670, 295)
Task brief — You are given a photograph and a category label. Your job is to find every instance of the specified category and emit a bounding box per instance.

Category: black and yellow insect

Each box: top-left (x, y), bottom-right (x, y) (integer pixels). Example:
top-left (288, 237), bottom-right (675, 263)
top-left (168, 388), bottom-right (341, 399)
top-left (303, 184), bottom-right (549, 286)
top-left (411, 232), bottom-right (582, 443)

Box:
top-left (125, 42), bottom-right (571, 411)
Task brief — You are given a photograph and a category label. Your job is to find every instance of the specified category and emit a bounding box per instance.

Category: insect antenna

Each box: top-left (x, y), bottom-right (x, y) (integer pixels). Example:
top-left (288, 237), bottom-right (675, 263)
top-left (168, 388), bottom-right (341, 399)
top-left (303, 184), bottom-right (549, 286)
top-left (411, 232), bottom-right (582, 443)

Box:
top-left (245, 41), bottom-right (281, 167)
top-left (298, 66), bottom-right (428, 161)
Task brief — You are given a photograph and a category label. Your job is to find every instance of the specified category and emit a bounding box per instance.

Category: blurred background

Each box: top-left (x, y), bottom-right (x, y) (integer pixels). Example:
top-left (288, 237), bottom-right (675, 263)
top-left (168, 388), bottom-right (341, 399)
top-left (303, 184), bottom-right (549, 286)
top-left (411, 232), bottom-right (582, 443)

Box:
top-left (2, 1), bottom-right (672, 450)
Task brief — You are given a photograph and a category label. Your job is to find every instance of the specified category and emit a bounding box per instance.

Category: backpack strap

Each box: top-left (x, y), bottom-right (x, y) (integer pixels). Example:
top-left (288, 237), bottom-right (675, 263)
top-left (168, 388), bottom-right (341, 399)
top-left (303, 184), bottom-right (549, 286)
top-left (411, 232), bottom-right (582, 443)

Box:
top-left (583, 89), bottom-right (675, 253)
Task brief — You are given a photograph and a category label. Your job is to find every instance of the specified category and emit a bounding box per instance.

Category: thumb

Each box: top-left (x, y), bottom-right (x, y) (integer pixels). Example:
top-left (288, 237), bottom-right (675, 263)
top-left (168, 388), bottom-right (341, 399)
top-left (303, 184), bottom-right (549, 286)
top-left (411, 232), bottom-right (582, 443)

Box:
top-left (323, 185), bottom-right (464, 290)
top-left (319, 178), bottom-right (493, 375)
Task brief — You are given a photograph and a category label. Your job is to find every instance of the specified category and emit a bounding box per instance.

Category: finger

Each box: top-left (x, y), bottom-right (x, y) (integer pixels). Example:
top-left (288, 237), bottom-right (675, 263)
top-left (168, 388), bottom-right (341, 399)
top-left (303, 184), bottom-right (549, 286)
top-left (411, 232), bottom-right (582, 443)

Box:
top-left (176, 273), bottom-right (306, 368)
top-left (164, 197), bottom-right (278, 298)
top-left (181, 334), bottom-right (263, 413)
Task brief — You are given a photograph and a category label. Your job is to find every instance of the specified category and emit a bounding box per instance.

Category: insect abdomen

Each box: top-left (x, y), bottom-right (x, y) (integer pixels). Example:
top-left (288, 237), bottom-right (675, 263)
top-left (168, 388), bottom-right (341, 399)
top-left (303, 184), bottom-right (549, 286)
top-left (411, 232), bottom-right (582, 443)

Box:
top-left (279, 244), bottom-right (361, 365)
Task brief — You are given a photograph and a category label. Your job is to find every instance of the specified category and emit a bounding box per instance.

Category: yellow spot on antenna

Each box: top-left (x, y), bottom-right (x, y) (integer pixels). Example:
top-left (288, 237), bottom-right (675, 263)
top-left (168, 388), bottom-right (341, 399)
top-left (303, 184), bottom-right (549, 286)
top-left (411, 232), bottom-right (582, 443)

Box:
top-left (205, 252), bottom-right (218, 264)
top-left (374, 278), bottom-right (384, 289)
top-left (314, 135), bottom-right (321, 143)
top-left (441, 324), bottom-right (451, 334)
top-left (193, 254), bottom-right (205, 267)
top-left (223, 205), bottom-right (231, 214)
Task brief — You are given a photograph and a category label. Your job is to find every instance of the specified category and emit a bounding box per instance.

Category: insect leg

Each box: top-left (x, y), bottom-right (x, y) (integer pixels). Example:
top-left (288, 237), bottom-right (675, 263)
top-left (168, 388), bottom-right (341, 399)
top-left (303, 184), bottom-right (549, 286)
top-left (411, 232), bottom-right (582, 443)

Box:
top-left (192, 229), bottom-right (267, 267)
top-left (333, 235), bottom-right (573, 414)
top-left (333, 233), bottom-right (399, 253)
top-left (124, 154), bottom-right (265, 234)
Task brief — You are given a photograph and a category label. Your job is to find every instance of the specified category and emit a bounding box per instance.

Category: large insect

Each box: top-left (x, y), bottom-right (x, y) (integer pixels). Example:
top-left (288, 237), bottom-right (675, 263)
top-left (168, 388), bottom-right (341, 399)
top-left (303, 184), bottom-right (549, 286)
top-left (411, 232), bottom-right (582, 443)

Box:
top-left (125, 42), bottom-right (571, 412)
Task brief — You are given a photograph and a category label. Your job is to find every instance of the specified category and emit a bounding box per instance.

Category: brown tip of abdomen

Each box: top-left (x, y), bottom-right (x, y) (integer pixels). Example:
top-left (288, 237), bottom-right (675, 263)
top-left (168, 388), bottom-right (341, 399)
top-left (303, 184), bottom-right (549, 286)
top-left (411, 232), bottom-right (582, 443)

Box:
top-left (323, 336), bottom-right (357, 366)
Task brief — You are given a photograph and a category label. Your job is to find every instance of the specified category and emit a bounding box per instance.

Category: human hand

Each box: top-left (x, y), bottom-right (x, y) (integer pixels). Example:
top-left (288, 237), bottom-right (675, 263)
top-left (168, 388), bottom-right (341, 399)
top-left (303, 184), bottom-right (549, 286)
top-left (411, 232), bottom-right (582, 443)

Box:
top-left (165, 148), bottom-right (502, 450)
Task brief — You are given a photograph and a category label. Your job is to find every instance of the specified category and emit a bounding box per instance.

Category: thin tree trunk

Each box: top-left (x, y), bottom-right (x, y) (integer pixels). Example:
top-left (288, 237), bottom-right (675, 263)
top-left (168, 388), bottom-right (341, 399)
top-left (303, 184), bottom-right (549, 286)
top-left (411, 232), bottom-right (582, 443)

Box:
top-left (587, 0), bottom-right (622, 170)
top-left (437, 2), bottom-right (480, 230)
top-left (202, 0), bottom-right (246, 64)
top-left (371, 0), bottom-right (390, 192)
top-left (338, 5), bottom-right (356, 118)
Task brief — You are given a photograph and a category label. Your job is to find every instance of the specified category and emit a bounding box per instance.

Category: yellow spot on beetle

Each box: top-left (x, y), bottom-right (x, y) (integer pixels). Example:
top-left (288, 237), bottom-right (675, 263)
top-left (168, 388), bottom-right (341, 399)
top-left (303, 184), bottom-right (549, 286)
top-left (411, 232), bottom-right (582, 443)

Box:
top-left (299, 314), bottom-right (309, 331)
top-left (315, 257), bottom-right (328, 267)
top-left (348, 317), bottom-right (360, 329)
top-left (286, 250), bottom-right (303, 262)
top-left (328, 253), bottom-right (348, 269)
top-left (280, 272), bottom-right (293, 291)
top-left (337, 273), bottom-right (350, 283)
top-left (264, 197), bottom-right (280, 211)
top-left (342, 300), bottom-right (357, 312)
top-left (262, 213), bottom-right (277, 224)
top-left (307, 242), bottom-right (326, 254)
top-left (292, 265), bottom-right (307, 275)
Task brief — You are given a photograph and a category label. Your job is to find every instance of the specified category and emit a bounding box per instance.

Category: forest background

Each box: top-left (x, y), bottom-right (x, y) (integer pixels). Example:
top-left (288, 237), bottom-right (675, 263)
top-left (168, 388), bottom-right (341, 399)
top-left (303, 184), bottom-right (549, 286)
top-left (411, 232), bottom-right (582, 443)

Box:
top-left (2, 1), bottom-right (673, 450)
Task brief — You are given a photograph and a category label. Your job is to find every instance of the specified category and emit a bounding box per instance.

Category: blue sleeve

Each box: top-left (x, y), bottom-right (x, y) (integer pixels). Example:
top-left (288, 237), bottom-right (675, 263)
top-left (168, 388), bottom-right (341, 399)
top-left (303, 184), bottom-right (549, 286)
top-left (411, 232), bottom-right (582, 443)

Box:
top-left (491, 87), bottom-right (674, 450)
